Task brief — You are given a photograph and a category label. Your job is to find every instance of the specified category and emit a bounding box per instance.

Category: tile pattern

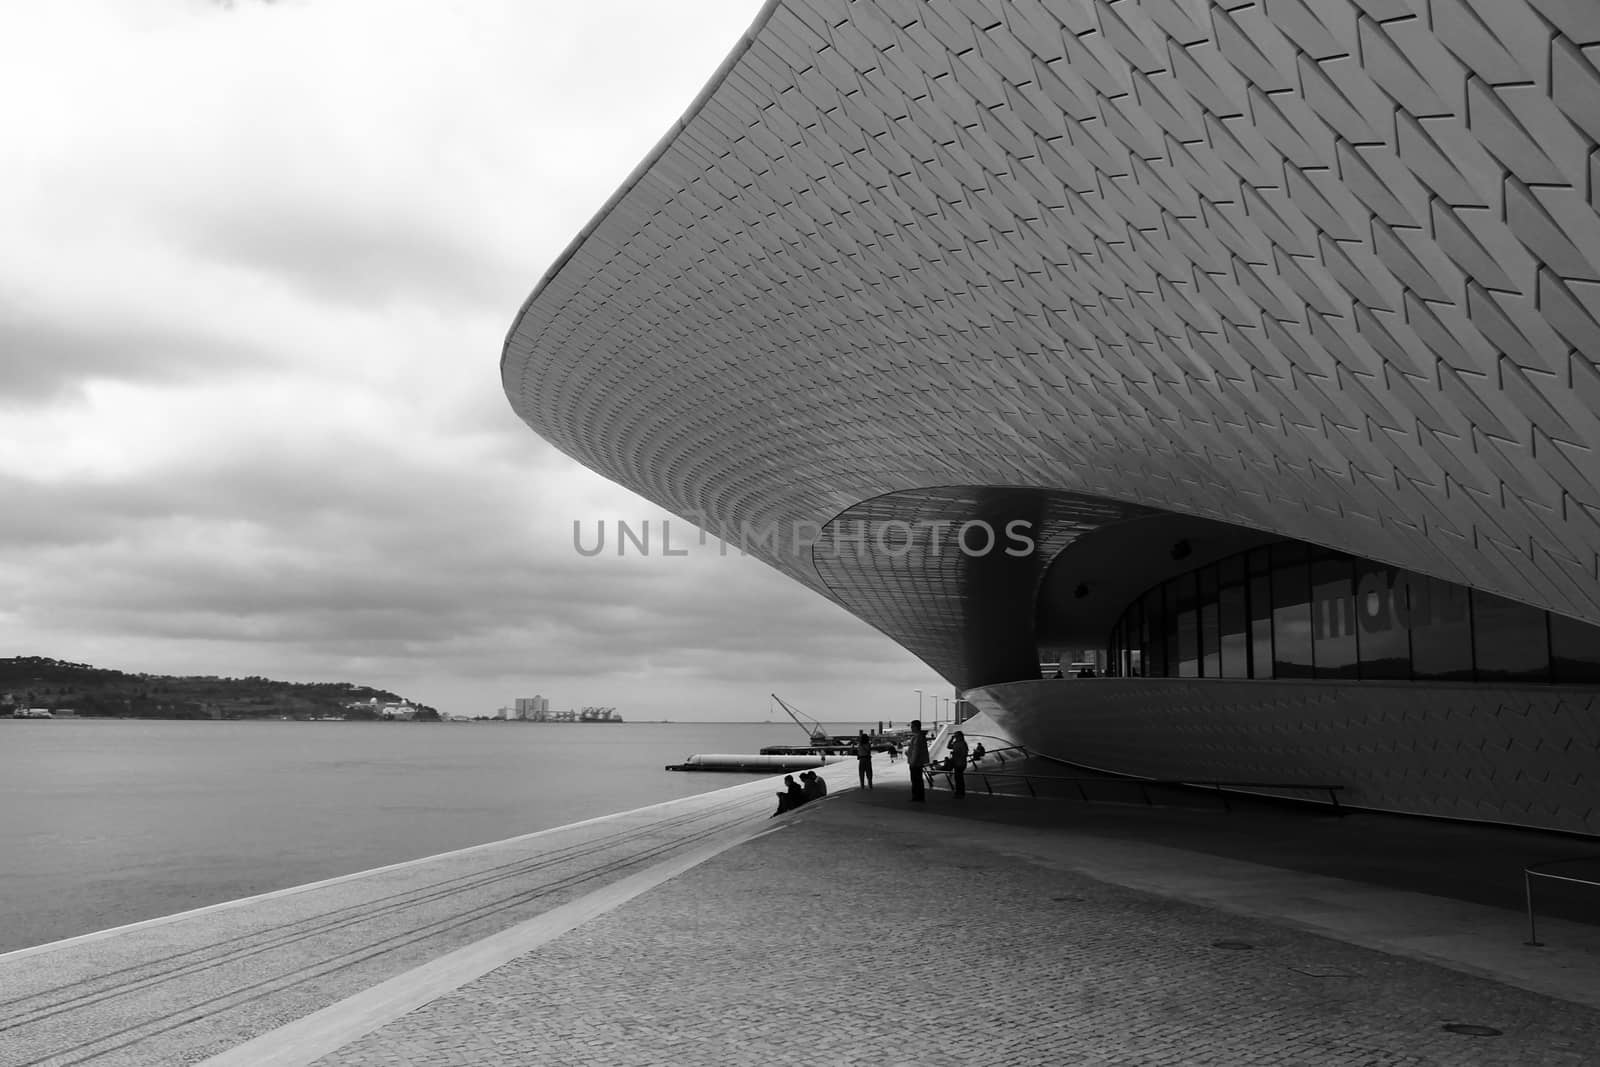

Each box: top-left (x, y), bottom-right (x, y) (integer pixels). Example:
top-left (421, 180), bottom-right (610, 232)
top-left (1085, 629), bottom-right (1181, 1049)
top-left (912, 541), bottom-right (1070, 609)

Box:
top-left (504, 1), bottom-right (1600, 672)
top-left (967, 678), bottom-right (1600, 835)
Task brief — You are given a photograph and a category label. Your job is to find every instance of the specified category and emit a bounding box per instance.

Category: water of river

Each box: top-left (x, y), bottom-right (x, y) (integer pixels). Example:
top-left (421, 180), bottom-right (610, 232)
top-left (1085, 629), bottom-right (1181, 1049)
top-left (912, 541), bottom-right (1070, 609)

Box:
top-left (0, 718), bottom-right (870, 953)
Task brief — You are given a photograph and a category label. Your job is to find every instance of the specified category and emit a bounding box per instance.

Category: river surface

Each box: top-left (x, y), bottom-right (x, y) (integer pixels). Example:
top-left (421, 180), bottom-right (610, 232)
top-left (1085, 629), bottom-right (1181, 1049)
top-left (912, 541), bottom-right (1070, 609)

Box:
top-left (0, 719), bottom-right (866, 953)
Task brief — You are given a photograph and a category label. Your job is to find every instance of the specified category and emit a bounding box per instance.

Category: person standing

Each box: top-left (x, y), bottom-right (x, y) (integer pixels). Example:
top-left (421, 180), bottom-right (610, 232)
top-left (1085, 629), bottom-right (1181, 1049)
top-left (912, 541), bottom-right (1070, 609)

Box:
top-left (947, 730), bottom-right (969, 799)
top-left (856, 730), bottom-right (874, 790)
top-left (907, 720), bottom-right (929, 802)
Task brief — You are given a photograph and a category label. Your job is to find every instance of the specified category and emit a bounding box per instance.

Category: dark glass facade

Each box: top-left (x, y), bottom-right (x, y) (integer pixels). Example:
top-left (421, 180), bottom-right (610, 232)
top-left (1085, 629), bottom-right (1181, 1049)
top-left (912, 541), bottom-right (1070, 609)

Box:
top-left (1106, 543), bottom-right (1600, 685)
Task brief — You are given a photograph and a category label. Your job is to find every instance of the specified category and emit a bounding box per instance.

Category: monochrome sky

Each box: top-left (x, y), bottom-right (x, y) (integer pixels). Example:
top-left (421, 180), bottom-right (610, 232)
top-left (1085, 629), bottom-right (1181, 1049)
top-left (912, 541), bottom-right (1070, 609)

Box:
top-left (1, 0), bottom-right (953, 723)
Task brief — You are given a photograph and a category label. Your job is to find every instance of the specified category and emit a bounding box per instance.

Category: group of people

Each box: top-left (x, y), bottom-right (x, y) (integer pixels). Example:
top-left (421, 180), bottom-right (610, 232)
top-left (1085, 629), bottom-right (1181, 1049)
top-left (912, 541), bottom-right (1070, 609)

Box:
top-left (773, 722), bottom-right (983, 814)
top-left (772, 769), bottom-right (828, 815)
top-left (910, 724), bottom-right (984, 800)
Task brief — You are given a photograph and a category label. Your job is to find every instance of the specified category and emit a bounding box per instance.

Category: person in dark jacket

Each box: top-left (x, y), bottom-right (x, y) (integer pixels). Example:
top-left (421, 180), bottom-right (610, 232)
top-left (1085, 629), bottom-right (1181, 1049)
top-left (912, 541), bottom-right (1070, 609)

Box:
top-left (947, 730), bottom-right (969, 798)
top-left (773, 775), bottom-right (806, 816)
top-left (907, 721), bottom-right (930, 802)
top-left (856, 731), bottom-right (874, 790)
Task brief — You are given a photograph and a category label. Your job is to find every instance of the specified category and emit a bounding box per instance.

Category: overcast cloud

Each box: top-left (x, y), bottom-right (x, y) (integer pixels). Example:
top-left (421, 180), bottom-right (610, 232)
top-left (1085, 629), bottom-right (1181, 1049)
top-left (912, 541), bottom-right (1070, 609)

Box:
top-left (0, 0), bottom-right (952, 722)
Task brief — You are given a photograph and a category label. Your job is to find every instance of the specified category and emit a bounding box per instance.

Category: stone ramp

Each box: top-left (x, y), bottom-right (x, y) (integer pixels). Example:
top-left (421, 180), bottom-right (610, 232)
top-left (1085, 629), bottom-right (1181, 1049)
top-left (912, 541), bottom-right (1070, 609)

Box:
top-left (0, 764), bottom-right (858, 1067)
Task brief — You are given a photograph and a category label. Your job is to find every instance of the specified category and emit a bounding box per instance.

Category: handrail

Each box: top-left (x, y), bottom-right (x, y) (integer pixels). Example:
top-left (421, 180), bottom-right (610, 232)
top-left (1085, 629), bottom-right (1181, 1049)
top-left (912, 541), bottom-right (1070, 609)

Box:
top-left (958, 734), bottom-right (1030, 766)
top-left (1522, 856), bottom-right (1600, 946)
top-left (924, 765), bottom-right (1344, 811)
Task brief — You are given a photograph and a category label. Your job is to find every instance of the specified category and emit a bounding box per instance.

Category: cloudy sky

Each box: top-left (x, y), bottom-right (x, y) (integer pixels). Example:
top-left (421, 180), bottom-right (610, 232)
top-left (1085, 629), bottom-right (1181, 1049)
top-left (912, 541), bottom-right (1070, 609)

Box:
top-left (1, 0), bottom-right (952, 723)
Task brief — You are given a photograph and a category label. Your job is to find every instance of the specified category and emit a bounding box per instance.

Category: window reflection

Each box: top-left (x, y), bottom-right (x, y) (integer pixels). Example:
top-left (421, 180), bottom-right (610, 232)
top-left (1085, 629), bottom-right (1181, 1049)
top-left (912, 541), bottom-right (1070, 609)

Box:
top-left (1354, 561), bottom-right (1410, 679)
top-left (1272, 559), bottom-right (1314, 679)
top-left (1105, 542), bottom-right (1600, 688)
top-left (1175, 574), bottom-right (1199, 678)
top-left (1410, 575), bottom-right (1473, 681)
top-left (1249, 574), bottom-right (1272, 678)
top-left (1311, 557), bottom-right (1358, 679)
top-left (1219, 584), bottom-right (1248, 678)
top-left (1550, 613), bottom-right (1600, 683)
top-left (1472, 592), bottom-right (1549, 682)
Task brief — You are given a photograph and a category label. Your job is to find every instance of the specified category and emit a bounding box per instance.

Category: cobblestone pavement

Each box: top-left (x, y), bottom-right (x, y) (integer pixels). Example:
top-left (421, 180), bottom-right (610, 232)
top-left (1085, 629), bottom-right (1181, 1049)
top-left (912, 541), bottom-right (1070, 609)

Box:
top-left (318, 790), bottom-right (1600, 1066)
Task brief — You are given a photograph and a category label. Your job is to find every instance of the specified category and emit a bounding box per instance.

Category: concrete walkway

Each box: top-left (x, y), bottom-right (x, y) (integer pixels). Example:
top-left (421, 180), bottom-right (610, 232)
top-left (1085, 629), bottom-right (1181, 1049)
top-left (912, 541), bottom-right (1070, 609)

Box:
top-left (0, 763), bottom-right (854, 1067)
top-left (5, 756), bottom-right (1599, 1064)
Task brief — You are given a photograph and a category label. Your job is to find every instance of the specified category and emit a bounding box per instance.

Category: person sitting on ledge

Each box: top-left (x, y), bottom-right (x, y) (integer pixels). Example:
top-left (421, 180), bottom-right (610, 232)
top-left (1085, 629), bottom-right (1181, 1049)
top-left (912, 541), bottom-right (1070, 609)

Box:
top-left (800, 770), bottom-right (826, 801)
top-left (971, 742), bottom-right (986, 764)
top-left (773, 775), bottom-right (806, 816)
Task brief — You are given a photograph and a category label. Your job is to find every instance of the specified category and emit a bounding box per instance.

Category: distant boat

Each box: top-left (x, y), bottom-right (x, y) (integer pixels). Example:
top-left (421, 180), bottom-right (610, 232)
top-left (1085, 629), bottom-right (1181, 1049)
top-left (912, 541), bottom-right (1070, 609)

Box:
top-left (11, 708), bottom-right (54, 719)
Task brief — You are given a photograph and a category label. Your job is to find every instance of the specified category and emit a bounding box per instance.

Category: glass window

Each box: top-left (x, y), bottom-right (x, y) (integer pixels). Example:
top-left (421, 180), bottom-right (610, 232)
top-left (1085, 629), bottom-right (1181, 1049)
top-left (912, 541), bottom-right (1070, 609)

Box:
top-left (1122, 602), bottom-right (1141, 678)
top-left (1410, 574), bottom-right (1473, 680)
top-left (1472, 592), bottom-right (1550, 682)
top-left (1144, 588), bottom-right (1166, 677)
top-left (1201, 598), bottom-right (1221, 677)
top-left (1272, 560), bottom-right (1314, 678)
top-left (1273, 542), bottom-right (1309, 565)
top-left (1355, 562), bottom-right (1410, 679)
top-left (1110, 542), bottom-right (1600, 688)
top-left (1175, 574), bottom-right (1199, 677)
top-left (1311, 557), bottom-right (1359, 678)
top-left (1219, 584), bottom-right (1249, 678)
top-left (1135, 601), bottom-right (1151, 678)
top-left (1165, 584), bottom-right (1181, 677)
top-left (1249, 573), bottom-right (1273, 678)
top-left (1550, 613), bottom-right (1600, 683)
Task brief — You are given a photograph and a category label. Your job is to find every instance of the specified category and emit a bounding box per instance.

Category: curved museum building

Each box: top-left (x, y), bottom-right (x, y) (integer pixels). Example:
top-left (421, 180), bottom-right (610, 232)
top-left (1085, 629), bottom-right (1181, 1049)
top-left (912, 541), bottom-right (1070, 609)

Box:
top-left (505, 0), bottom-right (1600, 836)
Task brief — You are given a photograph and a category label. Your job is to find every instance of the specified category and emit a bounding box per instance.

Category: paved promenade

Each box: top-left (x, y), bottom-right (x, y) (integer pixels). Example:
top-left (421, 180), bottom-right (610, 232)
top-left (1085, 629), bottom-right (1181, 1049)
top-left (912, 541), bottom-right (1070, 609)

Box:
top-left (310, 777), bottom-right (1600, 1067)
top-left (5, 757), bottom-right (1600, 1064)
top-left (0, 770), bottom-right (801, 1067)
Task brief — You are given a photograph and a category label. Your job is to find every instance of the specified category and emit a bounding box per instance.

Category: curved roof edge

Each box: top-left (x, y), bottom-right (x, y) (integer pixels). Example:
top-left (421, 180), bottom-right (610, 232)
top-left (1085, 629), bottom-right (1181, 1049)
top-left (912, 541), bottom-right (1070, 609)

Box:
top-left (498, 0), bottom-right (786, 377)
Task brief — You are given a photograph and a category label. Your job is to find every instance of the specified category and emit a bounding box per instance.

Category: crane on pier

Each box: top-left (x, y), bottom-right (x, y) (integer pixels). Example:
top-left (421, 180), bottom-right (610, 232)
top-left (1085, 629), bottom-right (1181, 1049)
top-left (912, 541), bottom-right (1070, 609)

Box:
top-left (771, 694), bottom-right (841, 752)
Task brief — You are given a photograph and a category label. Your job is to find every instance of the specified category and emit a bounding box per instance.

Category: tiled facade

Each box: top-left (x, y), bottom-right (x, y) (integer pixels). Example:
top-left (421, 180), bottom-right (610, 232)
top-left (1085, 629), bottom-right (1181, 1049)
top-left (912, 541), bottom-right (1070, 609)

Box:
top-left (964, 679), bottom-right (1600, 835)
top-left (505, 1), bottom-right (1600, 832)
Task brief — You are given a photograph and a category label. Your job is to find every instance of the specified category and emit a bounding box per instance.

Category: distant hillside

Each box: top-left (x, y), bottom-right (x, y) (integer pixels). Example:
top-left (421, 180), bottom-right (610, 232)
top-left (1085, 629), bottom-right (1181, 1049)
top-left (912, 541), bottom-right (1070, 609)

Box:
top-left (0, 656), bottom-right (439, 721)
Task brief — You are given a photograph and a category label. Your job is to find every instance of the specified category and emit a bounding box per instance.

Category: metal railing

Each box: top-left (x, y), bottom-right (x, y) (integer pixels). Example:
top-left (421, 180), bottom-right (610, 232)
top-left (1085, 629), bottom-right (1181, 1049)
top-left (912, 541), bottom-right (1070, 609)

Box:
top-left (952, 733), bottom-right (1032, 767)
top-left (924, 765), bottom-right (1344, 813)
top-left (1523, 857), bottom-right (1600, 946)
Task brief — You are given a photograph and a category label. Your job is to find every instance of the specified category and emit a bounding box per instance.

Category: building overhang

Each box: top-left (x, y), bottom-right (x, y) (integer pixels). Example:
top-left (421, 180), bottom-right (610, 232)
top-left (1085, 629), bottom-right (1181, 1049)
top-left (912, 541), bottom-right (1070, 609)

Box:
top-left (505, 0), bottom-right (1600, 686)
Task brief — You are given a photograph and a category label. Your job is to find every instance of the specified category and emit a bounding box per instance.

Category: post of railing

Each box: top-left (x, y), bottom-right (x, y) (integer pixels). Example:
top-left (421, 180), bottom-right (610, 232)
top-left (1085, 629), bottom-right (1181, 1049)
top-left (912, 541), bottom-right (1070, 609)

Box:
top-left (1025, 776), bottom-right (1036, 798)
top-left (983, 775), bottom-right (993, 796)
top-left (1139, 783), bottom-right (1152, 806)
top-left (1214, 783), bottom-right (1230, 813)
top-left (1524, 870), bottom-right (1543, 947)
top-left (1328, 787), bottom-right (1343, 815)
top-left (1076, 781), bottom-right (1090, 805)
